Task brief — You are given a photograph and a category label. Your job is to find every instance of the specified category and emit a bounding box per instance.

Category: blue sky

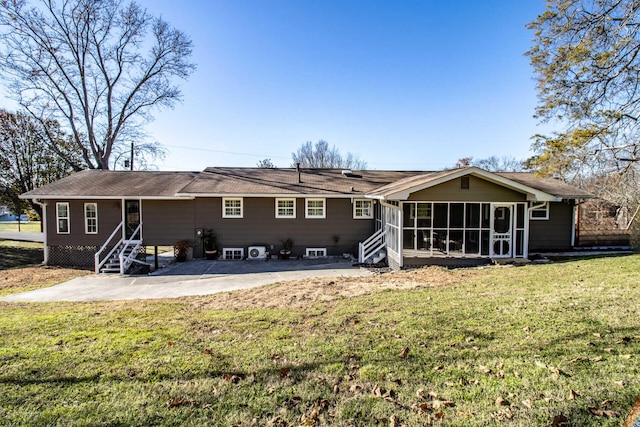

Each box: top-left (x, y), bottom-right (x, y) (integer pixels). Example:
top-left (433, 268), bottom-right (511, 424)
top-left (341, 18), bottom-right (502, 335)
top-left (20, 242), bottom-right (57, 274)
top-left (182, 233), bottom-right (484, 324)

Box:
top-left (7, 1), bottom-right (549, 171)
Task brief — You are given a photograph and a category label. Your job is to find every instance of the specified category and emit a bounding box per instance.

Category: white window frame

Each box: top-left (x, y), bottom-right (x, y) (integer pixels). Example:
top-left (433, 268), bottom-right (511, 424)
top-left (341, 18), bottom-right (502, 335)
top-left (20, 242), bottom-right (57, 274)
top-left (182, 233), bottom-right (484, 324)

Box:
top-left (222, 248), bottom-right (244, 260)
top-left (84, 203), bottom-right (98, 234)
top-left (353, 199), bottom-right (373, 219)
top-left (275, 198), bottom-right (296, 218)
top-left (305, 198), bottom-right (326, 219)
top-left (223, 198), bottom-right (243, 218)
top-left (56, 202), bottom-right (70, 234)
top-left (306, 248), bottom-right (327, 258)
top-left (530, 202), bottom-right (549, 220)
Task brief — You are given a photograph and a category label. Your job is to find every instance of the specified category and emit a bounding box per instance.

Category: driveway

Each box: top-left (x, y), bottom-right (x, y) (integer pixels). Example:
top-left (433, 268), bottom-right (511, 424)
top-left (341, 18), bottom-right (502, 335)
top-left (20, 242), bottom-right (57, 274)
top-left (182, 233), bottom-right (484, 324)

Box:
top-left (2, 257), bottom-right (371, 302)
top-left (0, 231), bottom-right (44, 242)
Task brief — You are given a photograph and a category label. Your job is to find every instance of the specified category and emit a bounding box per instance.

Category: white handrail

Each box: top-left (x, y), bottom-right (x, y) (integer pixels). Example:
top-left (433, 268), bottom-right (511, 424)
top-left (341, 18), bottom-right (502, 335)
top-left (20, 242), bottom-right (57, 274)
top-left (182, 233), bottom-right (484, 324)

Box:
top-left (118, 223), bottom-right (145, 274)
top-left (95, 222), bottom-right (124, 273)
top-left (359, 229), bottom-right (387, 263)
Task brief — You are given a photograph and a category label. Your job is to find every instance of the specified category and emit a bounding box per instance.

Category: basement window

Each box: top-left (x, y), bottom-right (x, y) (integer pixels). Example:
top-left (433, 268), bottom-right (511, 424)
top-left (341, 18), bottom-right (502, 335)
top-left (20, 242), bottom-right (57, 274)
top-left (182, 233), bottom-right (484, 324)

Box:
top-left (223, 248), bottom-right (244, 260)
top-left (306, 248), bottom-right (327, 258)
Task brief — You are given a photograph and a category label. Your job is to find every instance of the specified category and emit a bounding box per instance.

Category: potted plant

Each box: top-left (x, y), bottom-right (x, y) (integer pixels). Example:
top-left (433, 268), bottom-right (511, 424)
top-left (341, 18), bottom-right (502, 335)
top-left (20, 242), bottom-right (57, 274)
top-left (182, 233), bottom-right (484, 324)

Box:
top-left (280, 238), bottom-right (293, 259)
top-left (203, 229), bottom-right (218, 260)
top-left (174, 240), bottom-right (192, 262)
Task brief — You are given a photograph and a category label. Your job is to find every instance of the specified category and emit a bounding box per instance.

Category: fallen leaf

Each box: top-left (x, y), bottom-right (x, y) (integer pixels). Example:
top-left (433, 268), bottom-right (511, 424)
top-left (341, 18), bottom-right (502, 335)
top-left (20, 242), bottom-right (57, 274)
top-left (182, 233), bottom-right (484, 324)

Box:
top-left (167, 341), bottom-right (175, 346)
top-left (593, 333), bottom-right (601, 338)
top-left (620, 354), bottom-right (634, 359)
top-left (590, 356), bottom-right (603, 362)
top-left (550, 414), bottom-right (569, 426)
top-left (569, 389), bottom-right (579, 400)
top-left (522, 399), bottom-right (534, 408)
top-left (434, 411), bottom-right (445, 419)
top-left (280, 367), bottom-right (290, 378)
top-left (569, 356), bottom-right (588, 363)
top-left (400, 346), bottom-right (410, 358)
top-left (389, 414), bottom-right (400, 427)
top-left (588, 408), bottom-right (619, 417)
top-left (432, 400), bottom-right (455, 409)
top-left (166, 396), bottom-right (195, 408)
top-left (418, 403), bottom-right (430, 413)
top-left (495, 396), bottom-right (509, 406)
top-left (415, 388), bottom-right (425, 399)
top-left (433, 365), bottom-right (444, 371)
top-left (604, 348), bottom-right (613, 353)
top-left (614, 380), bottom-right (626, 387)
top-left (600, 399), bottom-right (614, 407)
top-left (479, 365), bottom-right (492, 374)
top-left (372, 384), bottom-right (382, 397)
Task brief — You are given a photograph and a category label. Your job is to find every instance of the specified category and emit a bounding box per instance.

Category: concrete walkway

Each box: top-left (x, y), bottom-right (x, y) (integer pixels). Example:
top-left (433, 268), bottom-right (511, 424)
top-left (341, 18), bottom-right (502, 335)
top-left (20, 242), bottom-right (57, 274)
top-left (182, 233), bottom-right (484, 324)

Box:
top-left (0, 231), bottom-right (44, 242)
top-left (2, 257), bottom-right (371, 302)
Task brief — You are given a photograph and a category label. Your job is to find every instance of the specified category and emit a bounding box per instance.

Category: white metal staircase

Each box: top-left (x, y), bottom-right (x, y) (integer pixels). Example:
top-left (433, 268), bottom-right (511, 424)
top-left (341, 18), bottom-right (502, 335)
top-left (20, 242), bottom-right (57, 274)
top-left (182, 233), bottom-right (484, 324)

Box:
top-left (95, 222), bottom-right (150, 274)
top-left (359, 228), bottom-right (387, 264)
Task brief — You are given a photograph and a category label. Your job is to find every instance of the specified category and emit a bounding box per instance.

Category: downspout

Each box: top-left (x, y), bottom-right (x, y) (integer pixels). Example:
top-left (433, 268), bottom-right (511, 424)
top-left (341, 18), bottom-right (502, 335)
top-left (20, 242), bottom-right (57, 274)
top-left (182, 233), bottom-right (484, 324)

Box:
top-left (32, 199), bottom-right (48, 265)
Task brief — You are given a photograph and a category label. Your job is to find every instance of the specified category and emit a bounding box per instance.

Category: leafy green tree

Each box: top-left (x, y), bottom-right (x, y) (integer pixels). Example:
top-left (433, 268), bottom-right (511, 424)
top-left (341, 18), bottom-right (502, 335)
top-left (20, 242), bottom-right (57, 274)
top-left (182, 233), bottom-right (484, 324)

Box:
top-left (0, 0), bottom-right (194, 170)
top-left (526, 0), bottom-right (640, 178)
top-left (291, 140), bottom-right (367, 169)
top-left (0, 109), bottom-right (79, 219)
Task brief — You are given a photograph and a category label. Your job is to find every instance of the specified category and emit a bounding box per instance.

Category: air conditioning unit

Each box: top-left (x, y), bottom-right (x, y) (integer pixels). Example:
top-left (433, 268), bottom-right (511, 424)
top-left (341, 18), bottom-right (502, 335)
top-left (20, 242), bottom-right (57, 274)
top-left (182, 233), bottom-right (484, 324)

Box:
top-left (247, 246), bottom-right (267, 260)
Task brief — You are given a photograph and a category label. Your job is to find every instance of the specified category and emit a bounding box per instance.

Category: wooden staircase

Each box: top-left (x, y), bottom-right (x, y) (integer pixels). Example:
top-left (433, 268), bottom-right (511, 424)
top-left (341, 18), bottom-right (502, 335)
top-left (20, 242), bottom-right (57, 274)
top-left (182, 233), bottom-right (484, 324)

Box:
top-left (95, 222), bottom-right (150, 274)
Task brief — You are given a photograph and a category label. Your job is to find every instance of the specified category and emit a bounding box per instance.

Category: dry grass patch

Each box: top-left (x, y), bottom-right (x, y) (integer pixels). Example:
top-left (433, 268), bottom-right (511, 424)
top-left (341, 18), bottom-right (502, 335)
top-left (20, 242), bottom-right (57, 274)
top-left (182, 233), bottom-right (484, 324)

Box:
top-left (190, 266), bottom-right (462, 310)
top-left (0, 266), bottom-right (91, 295)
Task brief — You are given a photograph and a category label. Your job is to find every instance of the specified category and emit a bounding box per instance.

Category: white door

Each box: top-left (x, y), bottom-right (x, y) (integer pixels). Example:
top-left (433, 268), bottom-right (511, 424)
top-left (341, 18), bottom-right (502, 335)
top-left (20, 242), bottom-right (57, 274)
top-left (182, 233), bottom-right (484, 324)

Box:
top-left (491, 204), bottom-right (513, 258)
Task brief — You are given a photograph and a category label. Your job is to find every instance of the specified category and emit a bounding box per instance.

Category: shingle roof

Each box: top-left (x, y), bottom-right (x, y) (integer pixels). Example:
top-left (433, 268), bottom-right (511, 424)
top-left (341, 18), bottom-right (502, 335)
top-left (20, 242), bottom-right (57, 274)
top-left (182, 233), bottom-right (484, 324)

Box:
top-left (20, 170), bottom-right (200, 199)
top-left (20, 167), bottom-right (592, 200)
top-left (179, 167), bottom-right (417, 195)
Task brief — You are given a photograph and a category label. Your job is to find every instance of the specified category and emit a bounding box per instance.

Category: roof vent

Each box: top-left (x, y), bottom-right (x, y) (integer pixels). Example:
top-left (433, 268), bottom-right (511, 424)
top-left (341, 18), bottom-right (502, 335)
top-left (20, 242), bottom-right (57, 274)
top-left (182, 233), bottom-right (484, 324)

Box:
top-left (341, 169), bottom-right (353, 176)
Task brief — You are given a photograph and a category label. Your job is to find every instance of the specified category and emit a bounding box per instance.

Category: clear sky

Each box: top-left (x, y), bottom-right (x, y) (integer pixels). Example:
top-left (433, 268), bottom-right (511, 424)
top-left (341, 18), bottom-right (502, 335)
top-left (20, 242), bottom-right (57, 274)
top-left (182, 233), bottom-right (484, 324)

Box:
top-left (6, 1), bottom-right (550, 171)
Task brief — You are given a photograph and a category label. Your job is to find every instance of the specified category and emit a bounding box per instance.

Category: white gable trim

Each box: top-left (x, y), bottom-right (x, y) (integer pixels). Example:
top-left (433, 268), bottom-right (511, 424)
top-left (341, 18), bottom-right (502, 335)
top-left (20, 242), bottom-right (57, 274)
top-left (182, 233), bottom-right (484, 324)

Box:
top-left (378, 167), bottom-right (561, 202)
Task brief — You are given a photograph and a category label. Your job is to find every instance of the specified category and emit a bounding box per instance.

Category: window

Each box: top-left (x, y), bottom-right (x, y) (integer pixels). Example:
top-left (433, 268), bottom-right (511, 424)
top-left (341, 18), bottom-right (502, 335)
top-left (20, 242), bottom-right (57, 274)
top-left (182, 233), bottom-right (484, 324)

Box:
top-left (530, 202), bottom-right (549, 220)
top-left (223, 248), bottom-right (244, 260)
top-left (56, 202), bottom-right (70, 234)
top-left (306, 248), bottom-right (327, 258)
top-left (354, 199), bottom-right (373, 219)
top-left (84, 203), bottom-right (98, 234)
top-left (276, 198), bottom-right (296, 218)
top-left (305, 198), bottom-right (326, 218)
top-left (223, 198), bottom-right (243, 218)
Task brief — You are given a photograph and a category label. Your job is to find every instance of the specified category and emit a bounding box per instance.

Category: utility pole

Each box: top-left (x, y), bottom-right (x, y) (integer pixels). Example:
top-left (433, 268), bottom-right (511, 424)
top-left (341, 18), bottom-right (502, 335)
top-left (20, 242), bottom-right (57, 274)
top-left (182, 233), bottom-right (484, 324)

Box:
top-left (130, 142), bottom-right (134, 171)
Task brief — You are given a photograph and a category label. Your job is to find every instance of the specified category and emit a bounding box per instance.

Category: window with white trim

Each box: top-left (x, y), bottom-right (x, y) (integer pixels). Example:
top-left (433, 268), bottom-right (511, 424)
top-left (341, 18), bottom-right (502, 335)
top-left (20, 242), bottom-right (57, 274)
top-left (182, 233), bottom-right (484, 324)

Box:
top-left (84, 203), bottom-right (98, 234)
top-left (306, 248), bottom-right (327, 258)
top-left (305, 198), bottom-right (325, 218)
top-left (223, 198), bottom-right (243, 218)
top-left (223, 248), bottom-right (244, 260)
top-left (56, 202), bottom-right (70, 234)
top-left (530, 202), bottom-right (549, 220)
top-left (276, 198), bottom-right (296, 218)
top-left (353, 199), bottom-right (373, 219)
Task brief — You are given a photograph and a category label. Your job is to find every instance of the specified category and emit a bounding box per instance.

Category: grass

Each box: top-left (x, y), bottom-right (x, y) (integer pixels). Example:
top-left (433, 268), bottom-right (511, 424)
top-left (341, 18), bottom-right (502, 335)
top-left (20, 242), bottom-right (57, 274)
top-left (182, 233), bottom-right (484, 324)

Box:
top-left (0, 221), bottom-right (41, 232)
top-left (0, 240), bottom-right (44, 269)
top-left (1, 255), bottom-right (639, 426)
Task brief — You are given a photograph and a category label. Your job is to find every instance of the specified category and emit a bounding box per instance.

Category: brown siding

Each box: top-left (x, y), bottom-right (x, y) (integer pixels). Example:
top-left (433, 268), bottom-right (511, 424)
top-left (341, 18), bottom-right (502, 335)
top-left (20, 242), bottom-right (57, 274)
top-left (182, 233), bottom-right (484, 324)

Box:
top-left (45, 197), bottom-right (376, 259)
top-left (408, 176), bottom-right (527, 202)
top-left (529, 201), bottom-right (575, 251)
top-left (192, 197), bottom-right (374, 257)
top-left (45, 199), bottom-right (122, 246)
top-left (141, 200), bottom-right (197, 245)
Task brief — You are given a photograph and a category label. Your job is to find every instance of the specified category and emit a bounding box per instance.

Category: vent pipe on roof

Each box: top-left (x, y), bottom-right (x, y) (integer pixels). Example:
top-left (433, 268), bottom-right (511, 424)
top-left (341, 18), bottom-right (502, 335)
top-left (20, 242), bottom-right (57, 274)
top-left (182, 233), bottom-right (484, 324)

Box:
top-left (296, 162), bottom-right (301, 183)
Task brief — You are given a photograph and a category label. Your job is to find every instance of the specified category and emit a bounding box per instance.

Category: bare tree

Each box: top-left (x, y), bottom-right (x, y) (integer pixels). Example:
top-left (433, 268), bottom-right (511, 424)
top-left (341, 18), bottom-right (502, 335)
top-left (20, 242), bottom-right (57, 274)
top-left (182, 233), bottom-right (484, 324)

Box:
top-left (0, 0), bottom-right (195, 170)
top-left (453, 156), bottom-right (525, 172)
top-left (256, 158), bottom-right (276, 168)
top-left (291, 140), bottom-right (367, 169)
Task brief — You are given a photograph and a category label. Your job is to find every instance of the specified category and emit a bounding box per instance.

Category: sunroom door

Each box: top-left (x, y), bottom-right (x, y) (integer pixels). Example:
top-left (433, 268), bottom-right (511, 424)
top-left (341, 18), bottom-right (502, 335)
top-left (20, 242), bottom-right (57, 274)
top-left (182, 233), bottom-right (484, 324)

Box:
top-left (491, 204), bottom-right (513, 258)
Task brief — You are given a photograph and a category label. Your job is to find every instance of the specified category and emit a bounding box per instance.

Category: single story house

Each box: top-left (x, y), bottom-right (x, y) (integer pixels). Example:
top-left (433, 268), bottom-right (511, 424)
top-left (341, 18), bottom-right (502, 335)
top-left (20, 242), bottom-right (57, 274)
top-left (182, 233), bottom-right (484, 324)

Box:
top-left (20, 166), bottom-right (592, 272)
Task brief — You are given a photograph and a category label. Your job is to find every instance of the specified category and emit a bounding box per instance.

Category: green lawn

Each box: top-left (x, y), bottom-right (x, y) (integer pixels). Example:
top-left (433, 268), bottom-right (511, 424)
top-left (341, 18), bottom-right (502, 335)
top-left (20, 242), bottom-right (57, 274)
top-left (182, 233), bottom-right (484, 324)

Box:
top-left (1, 255), bottom-right (639, 426)
top-left (0, 221), bottom-right (42, 232)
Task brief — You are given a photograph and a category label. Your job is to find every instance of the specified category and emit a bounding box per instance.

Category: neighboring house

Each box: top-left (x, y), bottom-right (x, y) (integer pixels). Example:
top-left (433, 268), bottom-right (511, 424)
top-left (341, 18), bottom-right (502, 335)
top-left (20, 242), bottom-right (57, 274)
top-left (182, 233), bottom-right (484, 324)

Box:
top-left (19, 166), bottom-right (592, 272)
top-left (0, 206), bottom-right (27, 222)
